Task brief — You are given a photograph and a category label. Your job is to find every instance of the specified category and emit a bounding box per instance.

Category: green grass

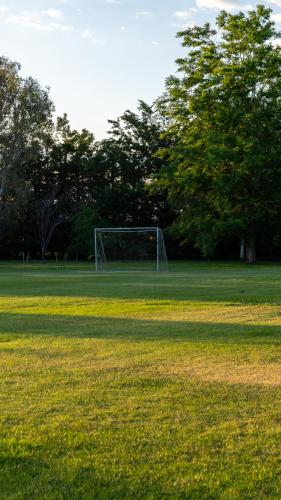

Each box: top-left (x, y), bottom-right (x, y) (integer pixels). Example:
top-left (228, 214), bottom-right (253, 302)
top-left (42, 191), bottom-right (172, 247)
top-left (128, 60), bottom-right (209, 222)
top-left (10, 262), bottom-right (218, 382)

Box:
top-left (1, 261), bottom-right (281, 498)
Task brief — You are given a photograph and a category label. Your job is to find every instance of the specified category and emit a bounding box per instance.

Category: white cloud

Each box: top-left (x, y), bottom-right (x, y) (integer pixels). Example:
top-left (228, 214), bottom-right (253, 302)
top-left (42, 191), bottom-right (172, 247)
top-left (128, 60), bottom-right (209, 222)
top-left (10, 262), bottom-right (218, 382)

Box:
top-left (81, 29), bottom-right (97, 42)
top-left (196, 0), bottom-right (241, 9)
top-left (136, 11), bottom-right (153, 18)
top-left (0, 4), bottom-right (99, 44)
top-left (106, 0), bottom-right (121, 4)
top-left (152, 41), bottom-right (160, 46)
top-left (50, 22), bottom-right (73, 32)
top-left (195, 0), bottom-right (254, 10)
top-left (173, 9), bottom-right (197, 29)
top-left (42, 8), bottom-right (63, 19)
top-left (0, 5), bottom-right (100, 44)
top-left (273, 38), bottom-right (281, 46)
top-left (272, 12), bottom-right (281, 22)
top-left (5, 9), bottom-right (74, 32)
top-left (174, 11), bottom-right (192, 20)
top-left (268, 0), bottom-right (281, 6)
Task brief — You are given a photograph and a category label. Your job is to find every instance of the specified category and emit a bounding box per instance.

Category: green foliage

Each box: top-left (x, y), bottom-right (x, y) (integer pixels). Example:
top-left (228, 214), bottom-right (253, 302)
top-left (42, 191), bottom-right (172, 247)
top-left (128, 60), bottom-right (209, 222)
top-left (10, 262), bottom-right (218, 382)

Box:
top-left (68, 207), bottom-right (105, 258)
top-left (90, 101), bottom-right (170, 227)
top-left (0, 56), bottom-right (54, 246)
top-left (160, 5), bottom-right (281, 261)
top-left (7, 100), bottom-right (171, 259)
top-left (6, 7), bottom-right (281, 262)
top-left (52, 114), bottom-right (95, 209)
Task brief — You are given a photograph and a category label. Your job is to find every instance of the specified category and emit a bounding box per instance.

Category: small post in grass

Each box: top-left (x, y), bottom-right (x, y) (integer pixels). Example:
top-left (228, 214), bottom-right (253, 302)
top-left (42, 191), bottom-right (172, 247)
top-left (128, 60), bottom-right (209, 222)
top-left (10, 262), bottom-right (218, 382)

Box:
top-left (55, 252), bottom-right (59, 272)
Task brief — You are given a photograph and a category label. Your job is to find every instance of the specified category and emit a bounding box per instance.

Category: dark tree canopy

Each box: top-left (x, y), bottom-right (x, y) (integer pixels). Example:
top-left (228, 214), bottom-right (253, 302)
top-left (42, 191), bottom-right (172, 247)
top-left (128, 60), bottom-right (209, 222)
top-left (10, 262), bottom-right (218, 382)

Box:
top-left (89, 101), bottom-right (170, 228)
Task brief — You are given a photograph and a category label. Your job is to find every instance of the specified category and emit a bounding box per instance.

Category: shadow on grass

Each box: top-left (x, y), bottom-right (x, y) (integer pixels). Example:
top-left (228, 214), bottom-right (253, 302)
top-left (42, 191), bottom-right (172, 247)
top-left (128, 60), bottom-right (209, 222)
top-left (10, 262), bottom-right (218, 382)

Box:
top-left (0, 454), bottom-right (216, 499)
top-left (2, 263), bottom-right (281, 304)
top-left (0, 312), bottom-right (281, 345)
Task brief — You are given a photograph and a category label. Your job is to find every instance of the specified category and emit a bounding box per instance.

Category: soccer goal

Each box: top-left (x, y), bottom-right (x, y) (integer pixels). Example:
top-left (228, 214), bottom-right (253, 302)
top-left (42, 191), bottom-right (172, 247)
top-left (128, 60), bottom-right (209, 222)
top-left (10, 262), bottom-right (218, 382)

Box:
top-left (94, 227), bottom-right (168, 272)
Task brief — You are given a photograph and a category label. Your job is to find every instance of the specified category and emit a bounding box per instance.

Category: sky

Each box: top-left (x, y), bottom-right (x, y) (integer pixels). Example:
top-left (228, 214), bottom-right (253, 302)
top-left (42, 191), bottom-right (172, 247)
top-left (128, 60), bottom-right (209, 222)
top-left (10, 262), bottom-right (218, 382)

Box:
top-left (1, 0), bottom-right (281, 139)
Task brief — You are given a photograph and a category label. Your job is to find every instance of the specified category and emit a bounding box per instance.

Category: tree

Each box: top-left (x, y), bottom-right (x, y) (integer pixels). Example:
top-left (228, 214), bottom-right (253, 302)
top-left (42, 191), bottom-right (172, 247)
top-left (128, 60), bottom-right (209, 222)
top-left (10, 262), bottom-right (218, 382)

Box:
top-left (34, 186), bottom-right (65, 260)
top-left (68, 207), bottom-right (105, 259)
top-left (21, 115), bottom-right (95, 258)
top-left (160, 5), bottom-right (281, 263)
top-left (89, 100), bottom-right (171, 227)
top-left (0, 56), bottom-right (54, 257)
top-left (0, 56), bottom-right (53, 203)
top-left (51, 114), bottom-right (95, 210)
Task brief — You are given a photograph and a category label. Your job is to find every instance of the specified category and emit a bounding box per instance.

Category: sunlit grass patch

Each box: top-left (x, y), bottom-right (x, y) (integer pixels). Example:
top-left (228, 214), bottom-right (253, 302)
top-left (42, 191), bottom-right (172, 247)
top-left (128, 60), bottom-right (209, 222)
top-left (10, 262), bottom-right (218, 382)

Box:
top-left (1, 295), bottom-right (281, 325)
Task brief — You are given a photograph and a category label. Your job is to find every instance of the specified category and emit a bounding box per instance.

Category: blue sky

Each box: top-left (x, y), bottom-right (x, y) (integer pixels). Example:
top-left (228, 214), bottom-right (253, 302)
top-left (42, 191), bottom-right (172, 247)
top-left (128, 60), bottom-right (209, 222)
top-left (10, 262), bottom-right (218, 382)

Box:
top-left (1, 0), bottom-right (281, 138)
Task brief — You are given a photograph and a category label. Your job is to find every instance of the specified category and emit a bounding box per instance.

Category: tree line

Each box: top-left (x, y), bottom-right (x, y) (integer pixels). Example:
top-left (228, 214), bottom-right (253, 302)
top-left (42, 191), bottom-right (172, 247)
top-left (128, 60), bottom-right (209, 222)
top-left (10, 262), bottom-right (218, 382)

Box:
top-left (1, 5), bottom-right (281, 263)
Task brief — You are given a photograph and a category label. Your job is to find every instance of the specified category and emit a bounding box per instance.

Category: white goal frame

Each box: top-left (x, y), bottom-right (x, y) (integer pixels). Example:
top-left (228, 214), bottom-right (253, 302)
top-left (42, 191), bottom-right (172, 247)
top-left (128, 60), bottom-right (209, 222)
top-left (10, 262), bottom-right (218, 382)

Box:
top-left (94, 227), bottom-right (168, 273)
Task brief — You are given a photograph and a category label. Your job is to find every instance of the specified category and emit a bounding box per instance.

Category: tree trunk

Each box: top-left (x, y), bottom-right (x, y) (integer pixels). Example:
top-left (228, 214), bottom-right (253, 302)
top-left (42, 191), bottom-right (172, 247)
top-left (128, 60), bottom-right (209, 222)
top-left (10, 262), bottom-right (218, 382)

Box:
top-left (240, 239), bottom-right (245, 260)
top-left (246, 237), bottom-right (256, 264)
top-left (41, 247), bottom-right (46, 262)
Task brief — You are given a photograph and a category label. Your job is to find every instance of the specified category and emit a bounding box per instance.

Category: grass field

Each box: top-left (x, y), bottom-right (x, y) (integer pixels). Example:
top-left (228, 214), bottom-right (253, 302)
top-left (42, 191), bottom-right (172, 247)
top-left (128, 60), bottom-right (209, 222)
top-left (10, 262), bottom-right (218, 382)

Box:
top-left (1, 261), bottom-right (281, 498)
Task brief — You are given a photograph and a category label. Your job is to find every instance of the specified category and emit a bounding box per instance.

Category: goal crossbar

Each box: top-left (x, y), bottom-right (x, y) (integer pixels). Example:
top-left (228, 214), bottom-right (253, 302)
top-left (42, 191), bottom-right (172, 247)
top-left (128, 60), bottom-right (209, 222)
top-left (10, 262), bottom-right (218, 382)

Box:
top-left (95, 227), bottom-right (159, 233)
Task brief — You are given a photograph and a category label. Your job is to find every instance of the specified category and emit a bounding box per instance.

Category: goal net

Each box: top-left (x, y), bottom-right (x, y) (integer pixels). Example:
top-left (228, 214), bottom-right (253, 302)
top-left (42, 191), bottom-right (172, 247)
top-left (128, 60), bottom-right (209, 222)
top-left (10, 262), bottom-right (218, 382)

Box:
top-left (94, 227), bottom-right (168, 272)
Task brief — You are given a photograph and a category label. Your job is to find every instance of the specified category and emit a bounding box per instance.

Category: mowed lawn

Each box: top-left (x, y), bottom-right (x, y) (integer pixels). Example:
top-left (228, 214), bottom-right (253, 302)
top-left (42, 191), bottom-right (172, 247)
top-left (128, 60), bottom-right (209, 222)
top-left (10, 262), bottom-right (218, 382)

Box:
top-left (1, 262), bottom-right (281, 498)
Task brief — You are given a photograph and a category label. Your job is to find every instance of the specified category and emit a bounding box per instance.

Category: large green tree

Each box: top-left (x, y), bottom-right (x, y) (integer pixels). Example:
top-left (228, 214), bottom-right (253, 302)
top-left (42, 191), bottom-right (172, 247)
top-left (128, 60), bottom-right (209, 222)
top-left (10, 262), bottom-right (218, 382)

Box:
top-left (160, 5), bottom-right (281, 263)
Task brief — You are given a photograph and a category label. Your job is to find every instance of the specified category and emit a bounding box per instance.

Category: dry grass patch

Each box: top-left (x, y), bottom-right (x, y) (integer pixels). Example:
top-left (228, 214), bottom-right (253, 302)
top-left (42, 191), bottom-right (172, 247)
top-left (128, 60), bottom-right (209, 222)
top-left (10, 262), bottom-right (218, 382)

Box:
top-left (154, 359), bottom-right (281, 386)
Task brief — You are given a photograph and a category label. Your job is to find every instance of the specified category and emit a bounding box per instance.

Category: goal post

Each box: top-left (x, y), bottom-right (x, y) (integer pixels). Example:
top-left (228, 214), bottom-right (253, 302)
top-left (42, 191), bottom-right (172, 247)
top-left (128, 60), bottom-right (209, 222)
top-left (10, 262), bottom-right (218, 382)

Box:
top-left (94, 227), bottom-right (168, 272)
